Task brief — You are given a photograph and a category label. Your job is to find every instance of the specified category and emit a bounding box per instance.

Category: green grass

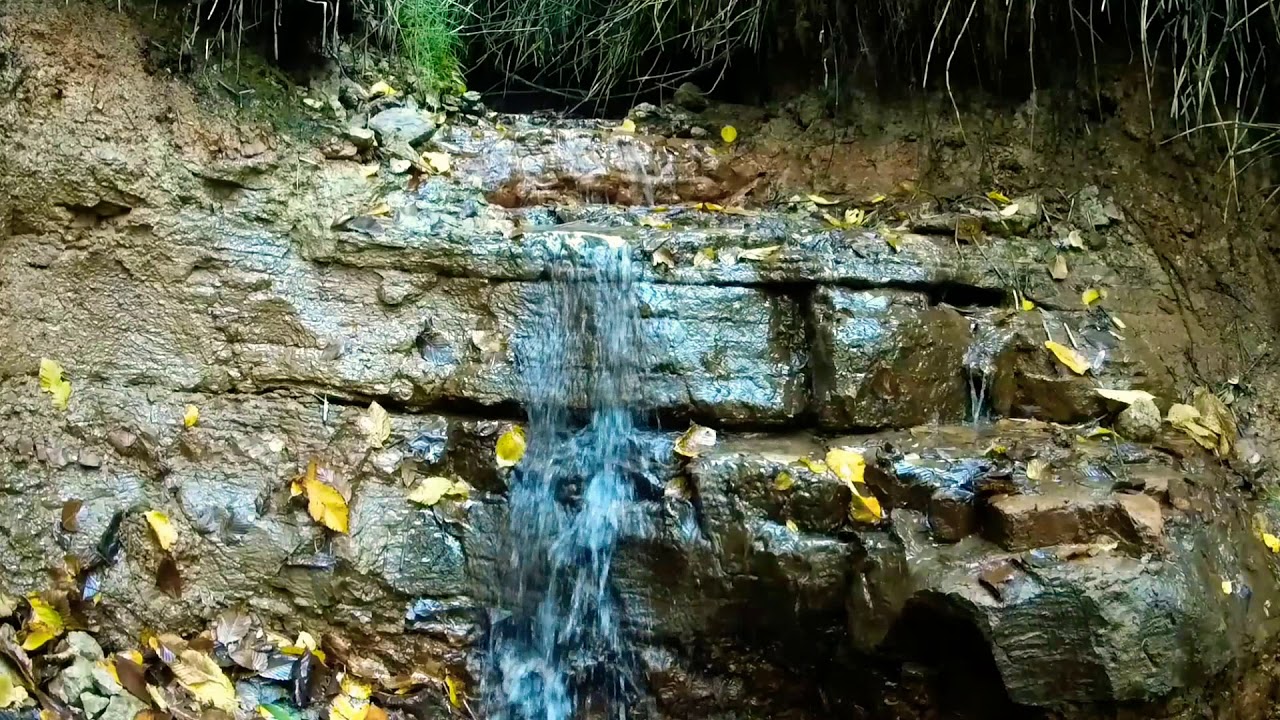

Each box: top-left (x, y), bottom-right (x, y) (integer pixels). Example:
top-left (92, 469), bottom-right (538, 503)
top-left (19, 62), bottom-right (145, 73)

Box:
top-left (388, 0), bottom-right (466, 92)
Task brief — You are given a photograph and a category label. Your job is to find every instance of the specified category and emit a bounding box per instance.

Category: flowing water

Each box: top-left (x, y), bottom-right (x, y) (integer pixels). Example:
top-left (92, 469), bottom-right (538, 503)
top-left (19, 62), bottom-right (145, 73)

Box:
top-left (486, 235), bottom-right (646, 719)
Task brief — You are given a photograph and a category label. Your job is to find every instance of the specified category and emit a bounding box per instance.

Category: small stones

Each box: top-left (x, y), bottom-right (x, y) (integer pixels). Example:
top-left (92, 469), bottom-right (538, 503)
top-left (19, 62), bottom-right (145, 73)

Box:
top-left (927, 487), bottom-right (977, 542)
top-left (1117, 397), bottom-right (1161, 441)
top-left (672, 82), bottom-right (708, 112)
top-left (77, 448), bottom-right (102, 468)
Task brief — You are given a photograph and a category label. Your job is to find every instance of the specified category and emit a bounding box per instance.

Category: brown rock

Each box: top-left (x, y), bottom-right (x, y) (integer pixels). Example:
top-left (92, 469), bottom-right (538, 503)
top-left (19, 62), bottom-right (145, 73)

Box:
top-left (927, 487), bottom-right (977, 542)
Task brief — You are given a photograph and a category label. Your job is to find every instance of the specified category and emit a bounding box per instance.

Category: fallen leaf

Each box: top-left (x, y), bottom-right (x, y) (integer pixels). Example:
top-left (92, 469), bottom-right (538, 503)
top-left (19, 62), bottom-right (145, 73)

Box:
top-left (618, 119), bottom-right (636, 133)
top-left (785, 519), bottom-right (799, 533)
top-left (693, 202), bottom-right (725, 212)
top-left (113, 654), bottom-right (151, 705)
top-left (773, 472), bottom-right (794, 491)
top-left (692, 247), bottom-right (716, 267)
top-left (359, 164), bottom-right (379, 178)
top-left (869, 193), bottom-right (887, 204)
top-left (170, 649), bottom-right (238, 712)
top-left (0, 663), bottom-right (27, 709)
top-left (798, 458), bottom-right (827, 474)
top-left (358, 401), bottom-right (392, 449)
top-left (259, 704), bottom-right (302, 720)
top-left (445, 675), bottom-right (462, 708)
top-left (674, 424), bottom-right (717, 458)
top-left (38, 359), bottom-right (72, 410)
top-left (651, 247), bottom-right (676, 269)
top-left (639, 216), bottom-right (672, 230)
top-left (1020, 297), bottom-right (1036, 311)
top-left (156, 555), bottom-right (182, 598)
top-left (1065, 229), bottom-right (1086, 249)
top-left (806, 194), bottom-right (838, 205)
top-left (367, 81), bottom-right (397, 98)
top-left (738, 245), bottom-right (780, 261)
top-left (823, 208), bottom-right (866, 229)
top-left (184, 405), bottom-right (199, 428)
top-left (302, 460), bottom-right (350, 533)
top-left (408, 476), bottom-right (469, 507)
top-left (720, 125), bottom-right (738, 143)
top-left (1166, 403), bottom-right (1219, 451)
top-left (21, 596), bottom-right (64, 651)
top-left (1095, 388), bottom-right (1156, 405)
top-left (825, 448), bottom-right (865, 485)
top-left (1263, 532), bottom-right (1280, 554)
top-left (421, 151), bottom-right (451, 174)
top-left (999, 203), bottom-right (1021, 217)
top-left (1044, 341), bottom-right (1091, 375)
top-left (849, 488), bottom-right (883, 524)
top-left (883, 232), bottom-right (901, 252)
top-left (986, 191), bottom-right (1012, 205)
top-left (1026, 458), bottom-right (1049, 481)
top-left (1193, 387), bottom-right (1236, 456)
top-left (470, 330), bottom-right (503, 354)
top-left (496, 426), bottom-right (526, 468)
top-left (144, 511), bottom-right (178, 551)
top-left (1221, 579), bottom-right (1234, 595)
top-left (0, 596), bottom-right (17, 618)
top-left (61, 499), bottom-right (83, 533)
top-left (1050, 254), bottom-right (1069, 280)
top-left (1082, 288), bottom-right (1105, 305)
top-left (340, 674), bottom-right (372, 700)
top-left (367, 203), bottom-right (392, 216)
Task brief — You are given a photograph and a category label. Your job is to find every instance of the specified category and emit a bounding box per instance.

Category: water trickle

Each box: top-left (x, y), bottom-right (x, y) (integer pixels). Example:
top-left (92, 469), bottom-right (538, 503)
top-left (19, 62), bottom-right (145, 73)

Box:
top-left (486, 235), bottom-right (646, 720)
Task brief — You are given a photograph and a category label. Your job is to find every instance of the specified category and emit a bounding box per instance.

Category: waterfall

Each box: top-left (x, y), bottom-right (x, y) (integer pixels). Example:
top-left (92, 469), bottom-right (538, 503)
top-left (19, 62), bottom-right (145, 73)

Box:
top-left (486, 236), bottom-right (645, 720)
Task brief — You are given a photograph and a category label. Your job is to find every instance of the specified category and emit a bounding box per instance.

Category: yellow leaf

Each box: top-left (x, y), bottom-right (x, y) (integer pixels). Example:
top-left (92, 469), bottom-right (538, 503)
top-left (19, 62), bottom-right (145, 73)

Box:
top-left (824, 448), bottom-right (865, 485)
top-left (674, 424), bottom-right (717, 458)
top-left (1263, 532), bottom-right (1280, 553)
top-left (1166, 403), bottom-right (1220, 451)
top-left (290, 481), bottom-right (303, 498)
top-left (773, 472), bottom-right (794, 492)
top-left (303, 462), bottom-right (350, 533)
top-left (849, 486), bottom-right (884, 523)
top-left (358, 401), bottom-right (392, 449)
top-left (987, 191), bottom-right (1011, 205)
top-left (798, 457), bottom-right (827, 474)
top-left (1044, 341), bottom-right (1091, 375)
top-left (694, 202), bottom-right (725, 212)
top-left (1095, 388), bottom-right (1156, 405)
top-left (1193, 387), bottom-right (1236, 456)
top-left (720, 125), bottom-right (738, 144)
top-left (496, 426), bottom-right (527, 468)
top-left (1082, 288), bottom-right (1105, 305)
top-left (869, 193), bottom-right (887, 204)
top-left (408, 476), bottom-right (469, 506)
top-left (422, 151), bottom-right (451, 174)
top-left (21, 628), bottom-right (54, 652)
top-left (806, 194), bottom-right (838, 205)
top-left (341, 674), bottom-right (373, 700)
top-left (785, 519), bottom-right (799, 533)
top-left (170, 649), bottom-right (237, 713)
top-left (884, 232), bottom-right (901, 252)
top-left (1026, 458), bottom-right (1049, 481)
top-left (367, 203), bottom-right (392, 216)
top-left (445, 675), bottom-right (462, 708)
top-left (144, 511), bottom-right (178, 551)
top-left (692, 247), bottom-right (716, 267)
top-left (639, 216), bottom-right (672, 230)
top-left (0, 664), bottom-right (28, 709)
top-left (331, 694), bottom-right (369, 720)
top-left (651, 247), bottom-right (676, 269)
top-left (1221, 579), bottom-right (1233, 595)
top-left (368, 81), bottom-right (397, 98)
top-left (618, 119), bottom-right (637, 133)
top-left (1020, 298), bottom-right (1036, 311)
top-left (39, 358), bottom-right (71, 410)
top-left (738, 245), bottom-right (781, 261)
top-left (183, 405), bottom-right (199, 428)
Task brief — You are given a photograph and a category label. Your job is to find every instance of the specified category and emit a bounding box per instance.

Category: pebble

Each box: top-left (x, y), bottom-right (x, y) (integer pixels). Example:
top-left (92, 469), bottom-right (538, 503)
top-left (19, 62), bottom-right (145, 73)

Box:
top-left (1117, 397), bottom-right (1161, 441)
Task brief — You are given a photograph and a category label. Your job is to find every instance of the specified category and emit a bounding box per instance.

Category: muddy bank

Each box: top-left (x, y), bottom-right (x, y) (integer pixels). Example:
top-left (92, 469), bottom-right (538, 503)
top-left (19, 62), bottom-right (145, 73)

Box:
top-left (3, 2), bottom-right (1280, 719)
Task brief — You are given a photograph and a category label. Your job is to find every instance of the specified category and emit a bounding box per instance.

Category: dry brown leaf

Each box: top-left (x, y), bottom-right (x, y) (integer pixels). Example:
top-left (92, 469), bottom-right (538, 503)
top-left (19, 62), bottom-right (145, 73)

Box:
top-left (358, 401), bottom-right (392, 449)
top-left (1049, 254), bottom-right (1069, 280)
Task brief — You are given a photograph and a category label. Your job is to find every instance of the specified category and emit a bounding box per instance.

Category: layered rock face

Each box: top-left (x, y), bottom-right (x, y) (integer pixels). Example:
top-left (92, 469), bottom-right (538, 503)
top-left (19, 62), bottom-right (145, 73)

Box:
top-left (2, 5), bottom-right (1279, 719)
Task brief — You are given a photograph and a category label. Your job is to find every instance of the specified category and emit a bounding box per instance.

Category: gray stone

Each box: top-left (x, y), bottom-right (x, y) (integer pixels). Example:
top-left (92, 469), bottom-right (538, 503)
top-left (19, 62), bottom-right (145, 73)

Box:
top-left (66, 630), bottom-right (104, 660)
top-left (672, 82), bottom-right (708, 112)
top-left (367, 107), bottom-right (436, 146)
top-left (56, 657), bottom-right (97, 704)
top-left (809, 288), bottom-right (971, 430)
top-left (345, 126), bottom-right (376, 150)
top-left (1118, 397), bottom-right (1162, 441)
top-left (99, 693), bottom-right (148, 720)
top-left (80, 693), bottom-right (109, 718)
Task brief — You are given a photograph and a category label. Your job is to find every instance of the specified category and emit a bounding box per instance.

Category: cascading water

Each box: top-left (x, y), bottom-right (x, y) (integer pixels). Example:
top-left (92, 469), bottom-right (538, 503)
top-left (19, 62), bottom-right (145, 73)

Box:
top-left (486, 235), bottom-right (646, 720)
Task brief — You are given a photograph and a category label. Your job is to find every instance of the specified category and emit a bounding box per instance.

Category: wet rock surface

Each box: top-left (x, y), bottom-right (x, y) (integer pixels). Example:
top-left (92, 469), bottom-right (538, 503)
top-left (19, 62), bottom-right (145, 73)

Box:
top-left (2, 3), bottom-right (1280, 719)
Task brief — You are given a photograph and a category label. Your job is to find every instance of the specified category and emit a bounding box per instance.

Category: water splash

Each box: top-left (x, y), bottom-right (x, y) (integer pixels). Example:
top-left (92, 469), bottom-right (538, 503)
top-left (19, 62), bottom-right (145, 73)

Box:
top-left (486, 235), bottom-right (645, 720)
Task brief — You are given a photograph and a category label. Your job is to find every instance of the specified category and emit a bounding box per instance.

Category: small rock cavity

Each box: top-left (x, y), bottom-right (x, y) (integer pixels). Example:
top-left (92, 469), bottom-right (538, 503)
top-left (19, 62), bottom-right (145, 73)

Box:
top-left (485, 238), bottom-right (648, 719)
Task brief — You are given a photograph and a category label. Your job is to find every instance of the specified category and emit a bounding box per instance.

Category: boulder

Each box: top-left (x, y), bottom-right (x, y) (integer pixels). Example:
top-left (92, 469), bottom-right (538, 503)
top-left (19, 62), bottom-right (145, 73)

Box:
top-left (367, 107), bottom-right (436, 146)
